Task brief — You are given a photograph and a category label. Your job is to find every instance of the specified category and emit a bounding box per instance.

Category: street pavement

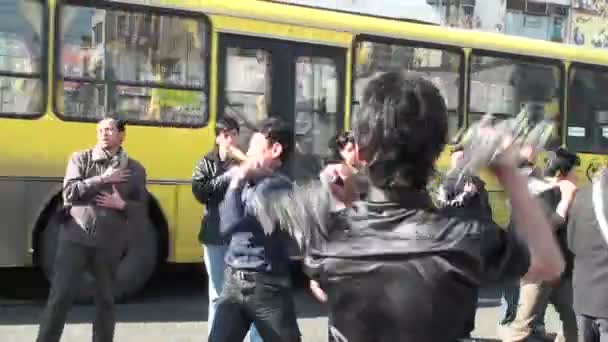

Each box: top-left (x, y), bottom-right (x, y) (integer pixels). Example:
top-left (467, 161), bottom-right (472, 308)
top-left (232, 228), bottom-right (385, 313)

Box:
top-left (0, 266), bottom-right (563, 342)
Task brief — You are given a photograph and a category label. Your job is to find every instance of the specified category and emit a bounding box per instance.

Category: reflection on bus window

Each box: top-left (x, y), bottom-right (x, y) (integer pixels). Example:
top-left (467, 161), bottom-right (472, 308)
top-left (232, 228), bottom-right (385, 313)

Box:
top-left (293, 56), bottom-right (339, 181)
top-left (295, 57), bottom-right (338, 156)
top-left (354, 41), bottom-right (462, 139)
top-left (567, 66), bottom-right (608, 154)
top-left (59, 4), bottom-right (208, 125)
top-left (469, 55), bottom-right (562, 133)
top-left (0, 0), bottom-right (44, 115)
top-left (223, 48), bottom-right (271, 148)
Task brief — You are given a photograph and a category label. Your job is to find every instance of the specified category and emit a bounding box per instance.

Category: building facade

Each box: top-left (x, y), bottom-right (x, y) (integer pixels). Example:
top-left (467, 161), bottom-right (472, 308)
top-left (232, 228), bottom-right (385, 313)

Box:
top-left (428, 0), bottom-right (608, 49)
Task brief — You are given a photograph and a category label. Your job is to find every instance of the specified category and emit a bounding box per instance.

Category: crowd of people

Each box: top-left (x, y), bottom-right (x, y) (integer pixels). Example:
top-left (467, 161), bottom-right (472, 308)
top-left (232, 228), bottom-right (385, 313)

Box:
top-left (33, 71), bottom-right (608, 342)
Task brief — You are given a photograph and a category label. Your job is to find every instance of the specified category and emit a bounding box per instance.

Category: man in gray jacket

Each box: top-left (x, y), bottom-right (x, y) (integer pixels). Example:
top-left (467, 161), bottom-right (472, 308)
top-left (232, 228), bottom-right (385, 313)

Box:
top-left (37, 118), bottom-right (147, 342)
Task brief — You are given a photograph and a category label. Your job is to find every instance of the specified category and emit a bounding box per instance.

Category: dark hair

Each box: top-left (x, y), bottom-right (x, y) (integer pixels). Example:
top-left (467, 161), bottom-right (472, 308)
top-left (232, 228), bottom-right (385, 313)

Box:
top-left (258, 117), bottom-right (293, 163)
top-left (329, 131), bottom-right (355, 159)
top-left (544, 147), bottom-right (580, 177)
top-left (115, 119), bottom-right (126, 133)
top-left (215, 116), bottom-right (240, 135)
top-left (100, 117), bottom-right (126, 132)
top-left (352, 72), bottom-right (448, 192)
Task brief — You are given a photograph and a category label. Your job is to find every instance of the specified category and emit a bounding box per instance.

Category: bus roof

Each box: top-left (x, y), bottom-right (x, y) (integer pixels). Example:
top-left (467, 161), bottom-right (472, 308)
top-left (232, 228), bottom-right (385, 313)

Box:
top-left (108, 0), bottom-right (608, 66)
top-left (258, 0), bottom-right (442, 25)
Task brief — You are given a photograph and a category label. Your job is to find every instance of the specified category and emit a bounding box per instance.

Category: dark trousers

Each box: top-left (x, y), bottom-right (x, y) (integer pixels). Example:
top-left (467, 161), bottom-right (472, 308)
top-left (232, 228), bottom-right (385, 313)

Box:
top-left (209, 268), bottom-right (301, 342)
top-left (36, 239), bottom-right (119, 342)
top-left (328, 313), bottom-right (336, 342)
top-left (502, 280), bottom-right (520, 324)
top-left (577, 315), bottom-right (608, 342)
top-left (462, 288), bottom-right (478, 338)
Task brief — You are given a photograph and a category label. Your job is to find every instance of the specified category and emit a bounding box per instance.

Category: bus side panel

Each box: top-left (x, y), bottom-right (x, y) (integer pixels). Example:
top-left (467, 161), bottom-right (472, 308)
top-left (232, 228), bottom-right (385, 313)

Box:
top-left (488, 190), bottom-right (510, 228)
top-left (0, 179), bottom-right (59, 267)
top-left (147, 185), bottom-right (177, 262)
top-left (576, 153), bottom-right (608, 186)
top-left (0, 179), bottom-right (28, 266)
top-left (174, 184), bottom-right (205, 263)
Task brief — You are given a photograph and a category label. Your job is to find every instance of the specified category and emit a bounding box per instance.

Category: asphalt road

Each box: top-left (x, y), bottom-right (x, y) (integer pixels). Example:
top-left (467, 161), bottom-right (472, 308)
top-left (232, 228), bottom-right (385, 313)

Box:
top-left (0, 265), bottom-right (563, 342)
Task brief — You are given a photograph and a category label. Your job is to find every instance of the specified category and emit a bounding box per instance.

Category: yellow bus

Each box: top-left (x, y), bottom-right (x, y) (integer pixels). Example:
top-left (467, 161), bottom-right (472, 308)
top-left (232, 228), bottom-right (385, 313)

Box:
top-left (2, 0), bottom-right (608, 301)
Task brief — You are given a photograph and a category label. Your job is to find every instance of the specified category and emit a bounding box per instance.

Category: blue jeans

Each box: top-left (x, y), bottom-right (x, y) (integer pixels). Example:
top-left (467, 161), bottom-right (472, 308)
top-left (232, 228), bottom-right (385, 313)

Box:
top-left (203, 244), bottom-right (262, 342)
top-left (209, 268), bottom-right (301, 342)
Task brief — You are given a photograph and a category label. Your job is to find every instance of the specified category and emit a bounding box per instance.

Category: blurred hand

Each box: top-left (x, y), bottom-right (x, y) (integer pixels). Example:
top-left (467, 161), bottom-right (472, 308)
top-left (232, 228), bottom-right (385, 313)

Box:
top-left (320, 163), bottom-right (355, 205)
top-left (309, 280), bottom-right (327, 303)
top-left (228, 145), bottom-right (247, 162)
top-left (557, 179), bottom-right (578, 201)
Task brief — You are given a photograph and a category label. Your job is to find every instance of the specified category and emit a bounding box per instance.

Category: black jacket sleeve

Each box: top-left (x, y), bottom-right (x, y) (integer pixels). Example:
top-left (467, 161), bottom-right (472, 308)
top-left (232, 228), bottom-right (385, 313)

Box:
top-left (474, 178), bottom-right (493, 221)
top-left (481, 222), bottom-right (531, 284)
top-left (536, 188), bottom-right (566, 230)
top-left (191, 156), bottom-right (233, 205)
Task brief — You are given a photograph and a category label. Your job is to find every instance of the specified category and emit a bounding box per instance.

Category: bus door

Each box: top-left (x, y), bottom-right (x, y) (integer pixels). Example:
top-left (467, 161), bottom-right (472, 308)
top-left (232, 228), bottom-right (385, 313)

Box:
top-left (218, 34), bottom-right (346, 182)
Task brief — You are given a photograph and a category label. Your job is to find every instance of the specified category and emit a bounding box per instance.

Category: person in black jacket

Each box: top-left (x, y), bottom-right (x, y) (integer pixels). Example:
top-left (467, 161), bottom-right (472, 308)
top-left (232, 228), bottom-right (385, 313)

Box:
top-left (254, 72), bottom-right (565, 341)
top-left (311, 131), bottom-right (364, 342)
top-left (436, 144), bottom-right (493, 339)
top-left (191, 117), bottom-right (259, 340)
top-left (437, 144), bottom-right (493, 220)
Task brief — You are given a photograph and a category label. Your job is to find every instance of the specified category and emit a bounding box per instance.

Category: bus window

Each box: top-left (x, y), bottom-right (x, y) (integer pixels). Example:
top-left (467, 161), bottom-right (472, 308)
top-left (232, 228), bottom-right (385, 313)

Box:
top-left (58, 4), bottom-right (208, 126)
top-left (295, 56), bottom-right (338, 159)
top-left (469, 53), bottom-right (562, 147)
top-left (0, 0), bottom-right (44, 116)
top-left (223, 48), bottom-right (272, 148)
top-left (567, 65), bottom-right (608, 154)
top-left (353, 40), bottom-right (463, 140)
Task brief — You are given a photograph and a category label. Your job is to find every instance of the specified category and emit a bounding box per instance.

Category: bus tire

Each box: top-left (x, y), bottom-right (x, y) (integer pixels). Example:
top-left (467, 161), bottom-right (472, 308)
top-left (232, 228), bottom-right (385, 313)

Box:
top-left (40, 209), bottom-right (160, 303)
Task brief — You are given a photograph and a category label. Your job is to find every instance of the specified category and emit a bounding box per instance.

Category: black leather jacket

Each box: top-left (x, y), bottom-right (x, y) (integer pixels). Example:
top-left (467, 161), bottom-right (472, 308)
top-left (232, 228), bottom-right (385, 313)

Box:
top-left (192, 149), bottom-right (237, 245)
top-left (304, 186), bottom-right (530, 341)
top-left (436, 173), bottom-right (493, 221)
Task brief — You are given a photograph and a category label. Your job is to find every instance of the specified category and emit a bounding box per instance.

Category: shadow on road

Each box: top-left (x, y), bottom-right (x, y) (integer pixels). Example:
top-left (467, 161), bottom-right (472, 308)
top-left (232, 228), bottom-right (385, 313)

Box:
top-left (0, 264), bottom-right (327, 325)
top-left (0, 264), bottom-right (505, 326)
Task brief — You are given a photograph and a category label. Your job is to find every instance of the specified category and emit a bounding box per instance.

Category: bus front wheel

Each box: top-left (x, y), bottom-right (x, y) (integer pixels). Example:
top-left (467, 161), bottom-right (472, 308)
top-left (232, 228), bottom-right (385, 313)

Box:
top-left (39, 208), bottom-right (160, 303)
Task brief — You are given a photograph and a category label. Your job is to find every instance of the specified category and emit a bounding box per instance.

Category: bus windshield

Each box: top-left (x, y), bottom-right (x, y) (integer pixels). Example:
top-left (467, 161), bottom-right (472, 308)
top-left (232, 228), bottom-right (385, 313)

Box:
top-left (0, 0), bottom-right (44, 115)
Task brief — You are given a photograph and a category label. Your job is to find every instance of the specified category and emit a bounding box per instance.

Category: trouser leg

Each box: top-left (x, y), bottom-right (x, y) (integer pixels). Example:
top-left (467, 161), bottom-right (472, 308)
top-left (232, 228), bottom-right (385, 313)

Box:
top-left (36, 240), bottom-right (89, 342)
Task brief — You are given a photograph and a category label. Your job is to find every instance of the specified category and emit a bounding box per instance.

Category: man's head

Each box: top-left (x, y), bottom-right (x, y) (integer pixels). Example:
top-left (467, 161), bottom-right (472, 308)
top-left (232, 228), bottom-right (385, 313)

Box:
top-left (215, 116), bottom-right (240, 149)
top-left (332, 131), bottom-right (358, 167)
top-left (246, 117), bottom-right (293, 170)
top-left (544, 147), bottom-right (580, 181)
top-left (96, 118), bottom-right (126, 151)
top-left (352, 71), bottom-right (448, 191)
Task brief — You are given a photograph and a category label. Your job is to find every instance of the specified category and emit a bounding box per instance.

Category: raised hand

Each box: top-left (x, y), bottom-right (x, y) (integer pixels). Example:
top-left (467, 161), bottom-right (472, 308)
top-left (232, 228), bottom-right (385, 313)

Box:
top-left (102, 169), bottom-right (130, 184)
